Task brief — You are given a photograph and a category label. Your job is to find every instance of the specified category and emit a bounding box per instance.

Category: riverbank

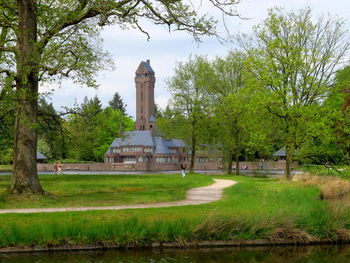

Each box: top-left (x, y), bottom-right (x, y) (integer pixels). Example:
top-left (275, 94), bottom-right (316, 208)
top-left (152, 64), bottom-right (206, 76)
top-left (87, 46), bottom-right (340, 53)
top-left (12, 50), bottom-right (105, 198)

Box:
top-left (1, 173), bottom-right (350, 251)
top-left (1, 237), bottom-right (350, 254)
top-left (3, 244), bottom-right (350, 263)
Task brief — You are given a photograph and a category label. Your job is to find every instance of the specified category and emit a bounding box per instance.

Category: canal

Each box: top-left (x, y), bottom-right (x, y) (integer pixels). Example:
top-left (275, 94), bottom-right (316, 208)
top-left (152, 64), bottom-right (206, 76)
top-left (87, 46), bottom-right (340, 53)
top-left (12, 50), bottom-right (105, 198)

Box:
top-left (1, 245), bottom-right (350, 263)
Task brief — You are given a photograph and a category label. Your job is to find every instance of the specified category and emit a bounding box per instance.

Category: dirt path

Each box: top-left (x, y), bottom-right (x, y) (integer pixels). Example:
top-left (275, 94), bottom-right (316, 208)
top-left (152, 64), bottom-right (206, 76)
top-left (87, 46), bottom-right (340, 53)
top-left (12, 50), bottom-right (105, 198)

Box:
top-left (0, 179), bottom-right (237, 214)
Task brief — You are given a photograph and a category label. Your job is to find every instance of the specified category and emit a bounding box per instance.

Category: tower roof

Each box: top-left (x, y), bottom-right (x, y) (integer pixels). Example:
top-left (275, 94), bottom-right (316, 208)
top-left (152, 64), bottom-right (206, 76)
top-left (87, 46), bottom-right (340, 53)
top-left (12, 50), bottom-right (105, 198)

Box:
top-left (136, 59), bottom-right (154, 73)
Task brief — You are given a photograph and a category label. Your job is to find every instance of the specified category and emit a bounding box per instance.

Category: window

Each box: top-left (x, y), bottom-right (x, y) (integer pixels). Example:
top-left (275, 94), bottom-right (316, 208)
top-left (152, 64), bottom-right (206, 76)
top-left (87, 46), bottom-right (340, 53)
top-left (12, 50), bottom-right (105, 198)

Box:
top-left (169, 148), bottom-right (177, 154)
top-left (196, 157), bottom-right (208, 163)
top-left (122, 147), bottom-right (142, 153)
top-left (123, 157), bottom-right (136, 163)
top-left (156, 157), bottom-right (172, 163)
top-left (144, 147), bottom-right (153, 153)
top-left (112, 148), bottom-right (121, 153)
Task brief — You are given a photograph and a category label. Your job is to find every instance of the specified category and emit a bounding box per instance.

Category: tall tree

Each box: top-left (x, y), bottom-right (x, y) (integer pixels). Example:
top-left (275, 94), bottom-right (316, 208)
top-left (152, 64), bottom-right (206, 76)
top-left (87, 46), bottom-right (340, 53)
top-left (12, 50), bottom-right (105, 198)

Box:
top-left (207, 51), bottom-right (275, 174)
top-left (108, 92), bottom-right (127, 115)
top-left (243, 7), bottom-right (350, 179)
top-left (0, 0), bottom-right (242, 194)
top-left (160, 56), bottom-right (212, 171)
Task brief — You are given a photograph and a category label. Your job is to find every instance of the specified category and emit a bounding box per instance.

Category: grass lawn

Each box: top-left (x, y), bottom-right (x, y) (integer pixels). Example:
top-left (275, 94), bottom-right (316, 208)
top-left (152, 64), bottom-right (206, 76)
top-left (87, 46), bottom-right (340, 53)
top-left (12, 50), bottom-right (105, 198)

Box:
top-left (0, 173), bottom-right (213, 208)
top-left (301, 165), bottom-right (350, 177)
top-left (0, 173), bottom-right (350, 248)
top-left (0, 165), bottom-right (11, 172)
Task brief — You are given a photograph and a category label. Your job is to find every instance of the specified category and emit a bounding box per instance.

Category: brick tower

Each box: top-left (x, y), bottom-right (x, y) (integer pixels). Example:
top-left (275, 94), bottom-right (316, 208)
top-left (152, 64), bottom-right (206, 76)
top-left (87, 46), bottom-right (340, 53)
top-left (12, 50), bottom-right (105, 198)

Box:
top-left (135, 59), bottom-right (156, 131)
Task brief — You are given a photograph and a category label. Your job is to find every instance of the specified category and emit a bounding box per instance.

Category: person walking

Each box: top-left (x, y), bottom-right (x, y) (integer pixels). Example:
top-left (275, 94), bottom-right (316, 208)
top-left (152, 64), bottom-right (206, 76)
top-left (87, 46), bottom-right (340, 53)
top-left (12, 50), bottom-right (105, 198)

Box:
top-left (58, 161), bottom-right (63, 174)
top-left (53, 162), bottom-right (58, 174)
top-left (181, 161), bottom-right (187, 177)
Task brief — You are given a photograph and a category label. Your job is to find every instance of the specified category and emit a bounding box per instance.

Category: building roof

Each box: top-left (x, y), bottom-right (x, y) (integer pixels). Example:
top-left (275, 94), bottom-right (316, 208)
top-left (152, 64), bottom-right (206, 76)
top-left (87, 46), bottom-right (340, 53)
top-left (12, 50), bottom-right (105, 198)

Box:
top-left (141, 60), bottom-right (154, 73)
top-left (36, 151), bottom-right (47, 160)
top-left (273, 147), bottom-right (286, 157)
top-left (106, 130), bottom-right (186, 154)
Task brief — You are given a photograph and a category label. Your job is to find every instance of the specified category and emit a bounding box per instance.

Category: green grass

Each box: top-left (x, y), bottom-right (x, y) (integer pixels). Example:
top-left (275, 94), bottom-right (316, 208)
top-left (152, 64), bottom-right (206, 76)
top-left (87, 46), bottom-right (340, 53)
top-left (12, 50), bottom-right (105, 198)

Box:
top-left (0, 173), bottom-right (212, 209)
top-left (301, 164), bottom-right (350, 177)
top-left (0, 165), bottom-right (12, 172)
top-left (0, 174), bottom-right (349, 248)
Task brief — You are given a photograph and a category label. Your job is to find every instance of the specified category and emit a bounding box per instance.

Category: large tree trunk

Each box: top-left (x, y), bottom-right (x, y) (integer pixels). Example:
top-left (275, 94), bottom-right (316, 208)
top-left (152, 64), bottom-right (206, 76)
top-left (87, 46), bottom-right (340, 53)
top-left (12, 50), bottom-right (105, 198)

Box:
top-left (285, 144), bottom-right (292, 180)
top-left (235, 151), bottom-right (240, 175)
top-left (227, 150), bottom-right (233, 174)
top-left (190, 136), bottom-right (196, 172)
top-left (9, 0), bottom-right (45, 194)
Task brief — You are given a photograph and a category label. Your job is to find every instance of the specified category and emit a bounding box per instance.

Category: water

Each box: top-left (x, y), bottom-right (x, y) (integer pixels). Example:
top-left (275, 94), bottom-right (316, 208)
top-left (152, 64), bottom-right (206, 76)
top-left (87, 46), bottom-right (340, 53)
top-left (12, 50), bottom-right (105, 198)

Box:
top-left (1, 246), bottom-right (350, 263)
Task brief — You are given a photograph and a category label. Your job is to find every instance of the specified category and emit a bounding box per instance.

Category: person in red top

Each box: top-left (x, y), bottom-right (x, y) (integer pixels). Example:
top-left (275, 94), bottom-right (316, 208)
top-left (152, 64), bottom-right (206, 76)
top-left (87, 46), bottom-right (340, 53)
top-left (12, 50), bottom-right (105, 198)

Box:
top-left (58, 161), bottom-right (63, 174)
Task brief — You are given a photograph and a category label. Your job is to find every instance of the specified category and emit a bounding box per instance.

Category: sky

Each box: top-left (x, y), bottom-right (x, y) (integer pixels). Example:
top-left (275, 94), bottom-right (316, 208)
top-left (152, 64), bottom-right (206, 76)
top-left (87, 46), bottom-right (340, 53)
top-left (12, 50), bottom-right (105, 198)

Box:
top-left (41, 0), bottom-right (350, 118)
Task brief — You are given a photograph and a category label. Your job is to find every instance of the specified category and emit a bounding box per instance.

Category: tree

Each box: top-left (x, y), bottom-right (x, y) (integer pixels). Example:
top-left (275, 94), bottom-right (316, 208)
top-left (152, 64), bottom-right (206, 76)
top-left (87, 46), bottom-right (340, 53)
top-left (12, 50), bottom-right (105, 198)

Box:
top-left (207, 51), bottom-right (276, 174)
top-left (160, 56), bottom-right (212, 171)
top-left (0, 86), bottom-right (15, 164)
top-left (154, 104), bottom-right (161, 118)
top-left (37, 97), bottom-right (68, 160)
top-left (66, 96), bottom-right (134, 162)
top-left (298, 66), bottom-right (350, 166)
top-left (108, 92), bottom-right (127, 115)
top-left (244, 7), bottom-right (350, 179)
top-left (0, 0), bottom-right (242, 194)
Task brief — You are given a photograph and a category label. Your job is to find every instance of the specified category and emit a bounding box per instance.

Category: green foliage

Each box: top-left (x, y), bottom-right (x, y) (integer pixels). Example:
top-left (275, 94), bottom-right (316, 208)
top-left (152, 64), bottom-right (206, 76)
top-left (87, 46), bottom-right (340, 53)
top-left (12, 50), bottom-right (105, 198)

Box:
top-left (298, 66), bottom-right (350, 165)
top-left (37, 97), bottom-right (69, 160)
top-left (243, 7), bottom-right (350, 176)
top-left (205, 51), bottom-right (279, 173)
top-left (158, 55), bottom-right (213, 170)
top-left (0, 86), bottom-right (15, 164)
top-left (65, 96), bottom-right (134, 162)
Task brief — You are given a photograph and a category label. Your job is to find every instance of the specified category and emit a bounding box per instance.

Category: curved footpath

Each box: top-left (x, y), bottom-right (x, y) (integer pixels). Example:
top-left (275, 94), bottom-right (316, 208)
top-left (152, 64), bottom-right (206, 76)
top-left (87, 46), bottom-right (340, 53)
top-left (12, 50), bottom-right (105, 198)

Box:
top-left (0, 179), bottom-right (237, 214)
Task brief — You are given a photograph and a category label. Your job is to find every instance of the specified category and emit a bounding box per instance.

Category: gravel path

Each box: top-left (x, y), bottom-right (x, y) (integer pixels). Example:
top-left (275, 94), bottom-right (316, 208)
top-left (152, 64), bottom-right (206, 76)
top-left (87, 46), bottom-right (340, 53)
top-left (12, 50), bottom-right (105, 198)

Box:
top-left (0, 179), bottom-right (237, 214)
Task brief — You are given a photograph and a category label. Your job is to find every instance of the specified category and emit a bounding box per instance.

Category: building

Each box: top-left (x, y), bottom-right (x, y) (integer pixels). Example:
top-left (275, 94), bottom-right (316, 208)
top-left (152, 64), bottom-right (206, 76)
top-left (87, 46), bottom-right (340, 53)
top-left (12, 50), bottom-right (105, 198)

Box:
top-left (104, 60), bottom-right (190, 170)
top-left (135, 59), bottom-right (156, 131)
top-left (36, 151), bottom-right (47, 163)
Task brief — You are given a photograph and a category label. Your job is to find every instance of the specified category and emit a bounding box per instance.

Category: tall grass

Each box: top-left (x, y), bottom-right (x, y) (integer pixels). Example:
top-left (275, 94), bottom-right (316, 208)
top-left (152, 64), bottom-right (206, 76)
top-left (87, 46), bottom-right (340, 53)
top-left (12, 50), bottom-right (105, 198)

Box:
top-left (293, 173), bottom-right (350, 199)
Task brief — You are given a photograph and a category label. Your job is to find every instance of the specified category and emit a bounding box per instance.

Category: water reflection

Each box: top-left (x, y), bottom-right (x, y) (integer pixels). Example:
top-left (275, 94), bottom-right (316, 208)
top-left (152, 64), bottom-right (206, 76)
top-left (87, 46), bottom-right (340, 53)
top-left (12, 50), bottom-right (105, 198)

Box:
top-left (1, 246), bottom-right (350, 263)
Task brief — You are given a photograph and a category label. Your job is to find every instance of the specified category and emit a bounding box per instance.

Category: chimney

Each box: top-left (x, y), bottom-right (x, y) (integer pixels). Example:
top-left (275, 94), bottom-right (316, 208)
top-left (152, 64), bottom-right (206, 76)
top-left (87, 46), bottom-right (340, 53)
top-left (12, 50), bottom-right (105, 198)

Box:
top-left (146, 59), bottom-right (150, 65)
